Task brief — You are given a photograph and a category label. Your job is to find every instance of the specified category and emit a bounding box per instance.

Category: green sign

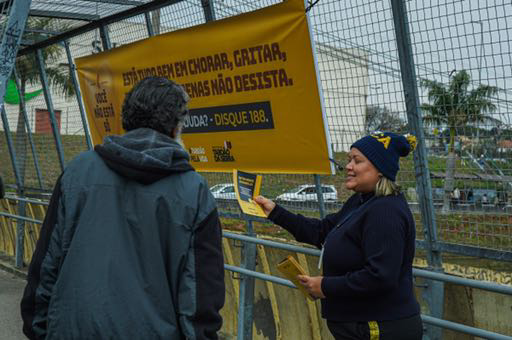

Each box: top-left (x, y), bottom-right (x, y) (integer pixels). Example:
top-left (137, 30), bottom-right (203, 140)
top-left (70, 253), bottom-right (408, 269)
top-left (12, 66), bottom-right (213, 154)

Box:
top-left (4, 79), bottom-right (42, 104)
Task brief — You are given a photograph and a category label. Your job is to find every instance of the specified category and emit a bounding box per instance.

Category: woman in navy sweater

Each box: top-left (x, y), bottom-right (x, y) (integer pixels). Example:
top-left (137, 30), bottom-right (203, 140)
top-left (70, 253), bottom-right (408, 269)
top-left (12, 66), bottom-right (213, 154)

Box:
top-left (255, 132), bottom-right (423, 340)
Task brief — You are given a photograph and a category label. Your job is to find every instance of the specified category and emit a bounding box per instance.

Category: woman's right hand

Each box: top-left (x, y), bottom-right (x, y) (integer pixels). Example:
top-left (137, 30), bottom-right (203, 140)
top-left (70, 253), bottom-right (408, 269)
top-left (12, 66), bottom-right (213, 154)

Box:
top-left (254, 195), bottom-right (276, 217)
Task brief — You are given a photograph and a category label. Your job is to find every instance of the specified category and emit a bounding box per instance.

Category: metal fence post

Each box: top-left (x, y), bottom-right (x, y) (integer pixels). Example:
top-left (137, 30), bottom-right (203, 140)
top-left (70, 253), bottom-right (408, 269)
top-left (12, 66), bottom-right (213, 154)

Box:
top-left (63, 40), bottom-right (93, 151)
top-left (0, 0), bottom-right (32, 194)
top-left (1, 100), bottom-right (26, 267)
top-left (99, 24), bottom-right (112, 51)
top-left (237, 218), bottom-right (256, 340)
top-left (314, 174), bottom-right (326, 218)
top-left (0, 0), bottom-right (32, 108)
top-left (144, 12), bottom-right (155, 37)
top-left (36, 49), bottom-right (66, 172)
top-left (390, 1), bottom-right (444, 339)
top-left (1, 106), bottom-right (23, 191)
top-left (16, 199), bottom-right (26, 268)
top-left (13, 68), bottom-right (44, 189)
top-left (201, 0), bottom-right (216, 22)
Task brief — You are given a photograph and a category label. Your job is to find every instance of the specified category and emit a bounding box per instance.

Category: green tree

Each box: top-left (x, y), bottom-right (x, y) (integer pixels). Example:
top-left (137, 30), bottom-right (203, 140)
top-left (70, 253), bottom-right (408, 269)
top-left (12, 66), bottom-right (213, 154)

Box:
top-left (420, 70), bottom-right (500, 212)
top-left (365, 105), bottom-right (407, 134)
top-left (14, 18), bottom-right (74, 189)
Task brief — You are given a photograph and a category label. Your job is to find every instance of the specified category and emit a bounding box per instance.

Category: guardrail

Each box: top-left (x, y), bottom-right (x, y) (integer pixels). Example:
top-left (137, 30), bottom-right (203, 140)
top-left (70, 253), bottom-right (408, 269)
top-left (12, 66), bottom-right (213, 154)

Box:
top-left (220, 198), bottom-right (512, 215)
top-left (1, 197), bottom-right (511, 339)
top-left (223, 232), bottom-right (512, 340)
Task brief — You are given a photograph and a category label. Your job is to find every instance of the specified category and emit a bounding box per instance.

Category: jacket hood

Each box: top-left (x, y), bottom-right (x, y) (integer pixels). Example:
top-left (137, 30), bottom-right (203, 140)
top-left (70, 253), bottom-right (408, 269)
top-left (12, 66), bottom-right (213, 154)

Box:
top-left (94, 128), bottom-right (193, 184)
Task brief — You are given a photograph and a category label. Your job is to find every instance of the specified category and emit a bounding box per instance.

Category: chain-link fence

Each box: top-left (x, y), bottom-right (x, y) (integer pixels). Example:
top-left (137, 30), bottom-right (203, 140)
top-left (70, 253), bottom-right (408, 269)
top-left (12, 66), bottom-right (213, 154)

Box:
top-left (1, 1), bottom-right (512, 339)
top-left (1, 0), bottom-right (511, 262)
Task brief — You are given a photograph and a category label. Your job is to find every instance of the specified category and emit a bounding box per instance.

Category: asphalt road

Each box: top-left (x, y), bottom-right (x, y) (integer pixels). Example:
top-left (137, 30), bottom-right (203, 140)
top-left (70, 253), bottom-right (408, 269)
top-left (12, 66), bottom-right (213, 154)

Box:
top-left (0, 270), bottom-right (26, 340)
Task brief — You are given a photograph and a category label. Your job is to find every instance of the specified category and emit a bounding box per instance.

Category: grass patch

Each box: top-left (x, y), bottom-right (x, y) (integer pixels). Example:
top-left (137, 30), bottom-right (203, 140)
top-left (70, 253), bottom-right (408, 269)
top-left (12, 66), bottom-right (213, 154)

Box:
top-left (432, 212), bottom-right (512, 250)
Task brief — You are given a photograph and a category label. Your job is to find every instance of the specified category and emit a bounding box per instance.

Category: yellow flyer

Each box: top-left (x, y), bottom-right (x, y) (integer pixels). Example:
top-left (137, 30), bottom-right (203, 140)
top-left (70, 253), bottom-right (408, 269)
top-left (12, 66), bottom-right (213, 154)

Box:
top-left (277, 255), bottom-right (314, 300)
top-left (233, 169), bottom-right (266, 217)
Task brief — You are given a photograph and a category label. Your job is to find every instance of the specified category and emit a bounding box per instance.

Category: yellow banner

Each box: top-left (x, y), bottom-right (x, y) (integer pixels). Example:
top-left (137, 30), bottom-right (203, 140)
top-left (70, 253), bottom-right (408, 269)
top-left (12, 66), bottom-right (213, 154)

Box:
top-left (75, 0), bottom-right (333, 174)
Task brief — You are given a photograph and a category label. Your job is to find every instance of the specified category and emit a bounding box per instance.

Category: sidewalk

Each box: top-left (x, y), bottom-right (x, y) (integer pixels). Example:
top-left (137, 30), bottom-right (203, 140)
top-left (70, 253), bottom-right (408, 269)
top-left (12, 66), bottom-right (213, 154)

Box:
top-left (0, 266), bottom-right (27, 340)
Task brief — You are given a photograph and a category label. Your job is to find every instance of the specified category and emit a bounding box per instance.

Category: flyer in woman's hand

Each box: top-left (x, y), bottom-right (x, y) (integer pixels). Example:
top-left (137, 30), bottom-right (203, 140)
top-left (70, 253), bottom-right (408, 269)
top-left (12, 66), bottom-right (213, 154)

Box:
top-left (232, 169), bottom-right (266, 217)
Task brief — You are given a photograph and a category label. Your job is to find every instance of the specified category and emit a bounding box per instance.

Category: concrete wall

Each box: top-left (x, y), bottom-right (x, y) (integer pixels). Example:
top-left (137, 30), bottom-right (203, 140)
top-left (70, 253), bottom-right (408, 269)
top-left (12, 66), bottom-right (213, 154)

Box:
top-left (219, 236), bottom-right (512, 339)
top-left (219, 237), bottom-right (334, 340)
top-left (316, 44), bottom-right (369, 152)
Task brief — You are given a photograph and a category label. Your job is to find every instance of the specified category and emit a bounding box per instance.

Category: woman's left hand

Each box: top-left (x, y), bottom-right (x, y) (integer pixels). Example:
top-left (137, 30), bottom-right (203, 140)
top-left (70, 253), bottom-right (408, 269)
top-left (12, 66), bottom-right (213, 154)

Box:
top-left (297, 275), bottom-right (325, 299)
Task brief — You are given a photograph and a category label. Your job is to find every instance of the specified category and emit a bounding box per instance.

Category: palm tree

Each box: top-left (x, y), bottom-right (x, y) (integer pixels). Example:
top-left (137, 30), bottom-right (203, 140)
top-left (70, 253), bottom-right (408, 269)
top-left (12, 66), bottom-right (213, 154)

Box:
top-left (14, 18), bottom-right (74, 189)
top-left (420, 70), bottom-right (500, 213)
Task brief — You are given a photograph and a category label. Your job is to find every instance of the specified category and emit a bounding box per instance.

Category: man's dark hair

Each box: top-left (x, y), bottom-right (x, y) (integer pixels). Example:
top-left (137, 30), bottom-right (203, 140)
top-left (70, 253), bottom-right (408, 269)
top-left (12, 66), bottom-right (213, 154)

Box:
top-left (122, 76), bottom-right (189, 136)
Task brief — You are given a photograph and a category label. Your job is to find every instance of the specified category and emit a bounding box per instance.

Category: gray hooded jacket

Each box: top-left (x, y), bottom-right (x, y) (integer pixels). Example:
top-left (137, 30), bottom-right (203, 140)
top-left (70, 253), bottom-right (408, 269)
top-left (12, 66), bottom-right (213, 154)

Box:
top-left (21, 128), bottom-right (225, 340)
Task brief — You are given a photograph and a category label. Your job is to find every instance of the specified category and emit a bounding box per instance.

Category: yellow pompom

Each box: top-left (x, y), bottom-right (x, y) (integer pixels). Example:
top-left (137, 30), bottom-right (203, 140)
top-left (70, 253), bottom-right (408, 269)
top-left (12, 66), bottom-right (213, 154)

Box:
top-left (405, 134), bottom-right (417, 152)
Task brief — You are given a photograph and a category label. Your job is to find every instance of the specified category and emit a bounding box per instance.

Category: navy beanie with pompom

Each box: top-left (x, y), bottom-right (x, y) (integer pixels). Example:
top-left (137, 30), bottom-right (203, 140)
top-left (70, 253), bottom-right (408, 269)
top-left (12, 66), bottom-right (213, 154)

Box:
top-left (351, 131), bottom-right (417, 181)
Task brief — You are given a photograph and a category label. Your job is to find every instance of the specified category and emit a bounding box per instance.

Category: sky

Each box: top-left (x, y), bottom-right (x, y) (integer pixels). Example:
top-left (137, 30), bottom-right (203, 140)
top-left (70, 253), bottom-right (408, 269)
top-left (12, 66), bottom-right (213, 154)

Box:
top-left (201, 0), bottom-right (512, 127)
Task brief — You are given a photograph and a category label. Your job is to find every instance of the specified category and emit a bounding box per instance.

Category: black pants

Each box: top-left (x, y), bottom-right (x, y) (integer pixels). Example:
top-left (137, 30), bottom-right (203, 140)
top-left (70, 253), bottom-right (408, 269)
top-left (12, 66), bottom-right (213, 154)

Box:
top-left (327, 314), bottom-right (423, 340)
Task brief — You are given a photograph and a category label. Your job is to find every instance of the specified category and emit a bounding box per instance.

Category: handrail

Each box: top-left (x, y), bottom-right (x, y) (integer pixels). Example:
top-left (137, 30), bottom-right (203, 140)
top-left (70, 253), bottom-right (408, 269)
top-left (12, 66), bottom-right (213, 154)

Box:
top-left (4, 195), bottom-right (50, 206)
top-left (420, 315), bottom-right (512, 340)
top-left (225, 264), bottom-right (295, 288)
top-left (223, 232), bottom-right (512, 295)
top-left (1, 201), bottom-right (511, 339)
top-left (223, 265), bottom-right (512, 340)
top-left (413, 267), bottom-right (512, 295)
top-left (0, 212), bottom-right (42, 224)
top-left (224, 231), bottom-right (321, 256)
top-left (0, 212), bottom-right (510, 295)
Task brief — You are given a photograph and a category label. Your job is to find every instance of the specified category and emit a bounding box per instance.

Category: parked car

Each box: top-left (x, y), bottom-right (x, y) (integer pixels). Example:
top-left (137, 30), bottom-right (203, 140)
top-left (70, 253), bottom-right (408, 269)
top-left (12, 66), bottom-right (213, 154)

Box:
top-left (276, 184), bottom-right (338, 202)
top-left (210, 183), bottom-right (236, 200)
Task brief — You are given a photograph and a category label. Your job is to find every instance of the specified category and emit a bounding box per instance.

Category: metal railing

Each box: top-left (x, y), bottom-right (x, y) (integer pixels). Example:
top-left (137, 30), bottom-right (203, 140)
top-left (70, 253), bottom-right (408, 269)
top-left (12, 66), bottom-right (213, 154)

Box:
top-left (1, 197), bottom-right (511, 339)
top-left (222, 230), bottom-right (512, 340)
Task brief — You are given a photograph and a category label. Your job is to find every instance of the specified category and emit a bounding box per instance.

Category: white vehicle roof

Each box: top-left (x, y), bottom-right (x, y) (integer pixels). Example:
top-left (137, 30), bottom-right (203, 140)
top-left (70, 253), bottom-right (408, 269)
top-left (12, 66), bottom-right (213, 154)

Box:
top-left (210, 183), bottom-right (233, 191)
top-left (285, 184), bottom-right (335, 192)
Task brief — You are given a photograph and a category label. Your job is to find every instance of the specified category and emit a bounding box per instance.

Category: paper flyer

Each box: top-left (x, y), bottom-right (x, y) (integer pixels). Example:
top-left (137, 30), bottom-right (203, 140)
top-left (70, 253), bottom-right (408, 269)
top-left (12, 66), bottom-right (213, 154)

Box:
top-left (277, 255), bottom-right (314, 300)
top-left (233, 169), bottom-right (266, 217)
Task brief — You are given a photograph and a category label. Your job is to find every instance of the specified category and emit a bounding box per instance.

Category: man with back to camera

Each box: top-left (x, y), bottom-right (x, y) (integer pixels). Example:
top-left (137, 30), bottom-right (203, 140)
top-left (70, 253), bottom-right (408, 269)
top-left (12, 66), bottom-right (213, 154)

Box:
top-left (20, 76), bottom-right (225, 340)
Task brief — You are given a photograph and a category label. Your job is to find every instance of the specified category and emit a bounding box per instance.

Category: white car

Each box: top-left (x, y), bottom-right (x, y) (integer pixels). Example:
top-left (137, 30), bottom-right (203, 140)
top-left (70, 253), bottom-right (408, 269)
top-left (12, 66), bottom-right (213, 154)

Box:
top-left (276, 184), bottom-right (338, 202)
top-left (210, 183), bottom-right (236, 200)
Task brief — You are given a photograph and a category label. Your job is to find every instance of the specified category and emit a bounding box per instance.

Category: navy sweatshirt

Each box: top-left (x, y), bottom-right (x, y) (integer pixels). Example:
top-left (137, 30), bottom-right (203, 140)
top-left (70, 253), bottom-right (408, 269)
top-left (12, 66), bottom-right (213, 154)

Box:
top-left (268, 192), bottom-right (420, 322)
